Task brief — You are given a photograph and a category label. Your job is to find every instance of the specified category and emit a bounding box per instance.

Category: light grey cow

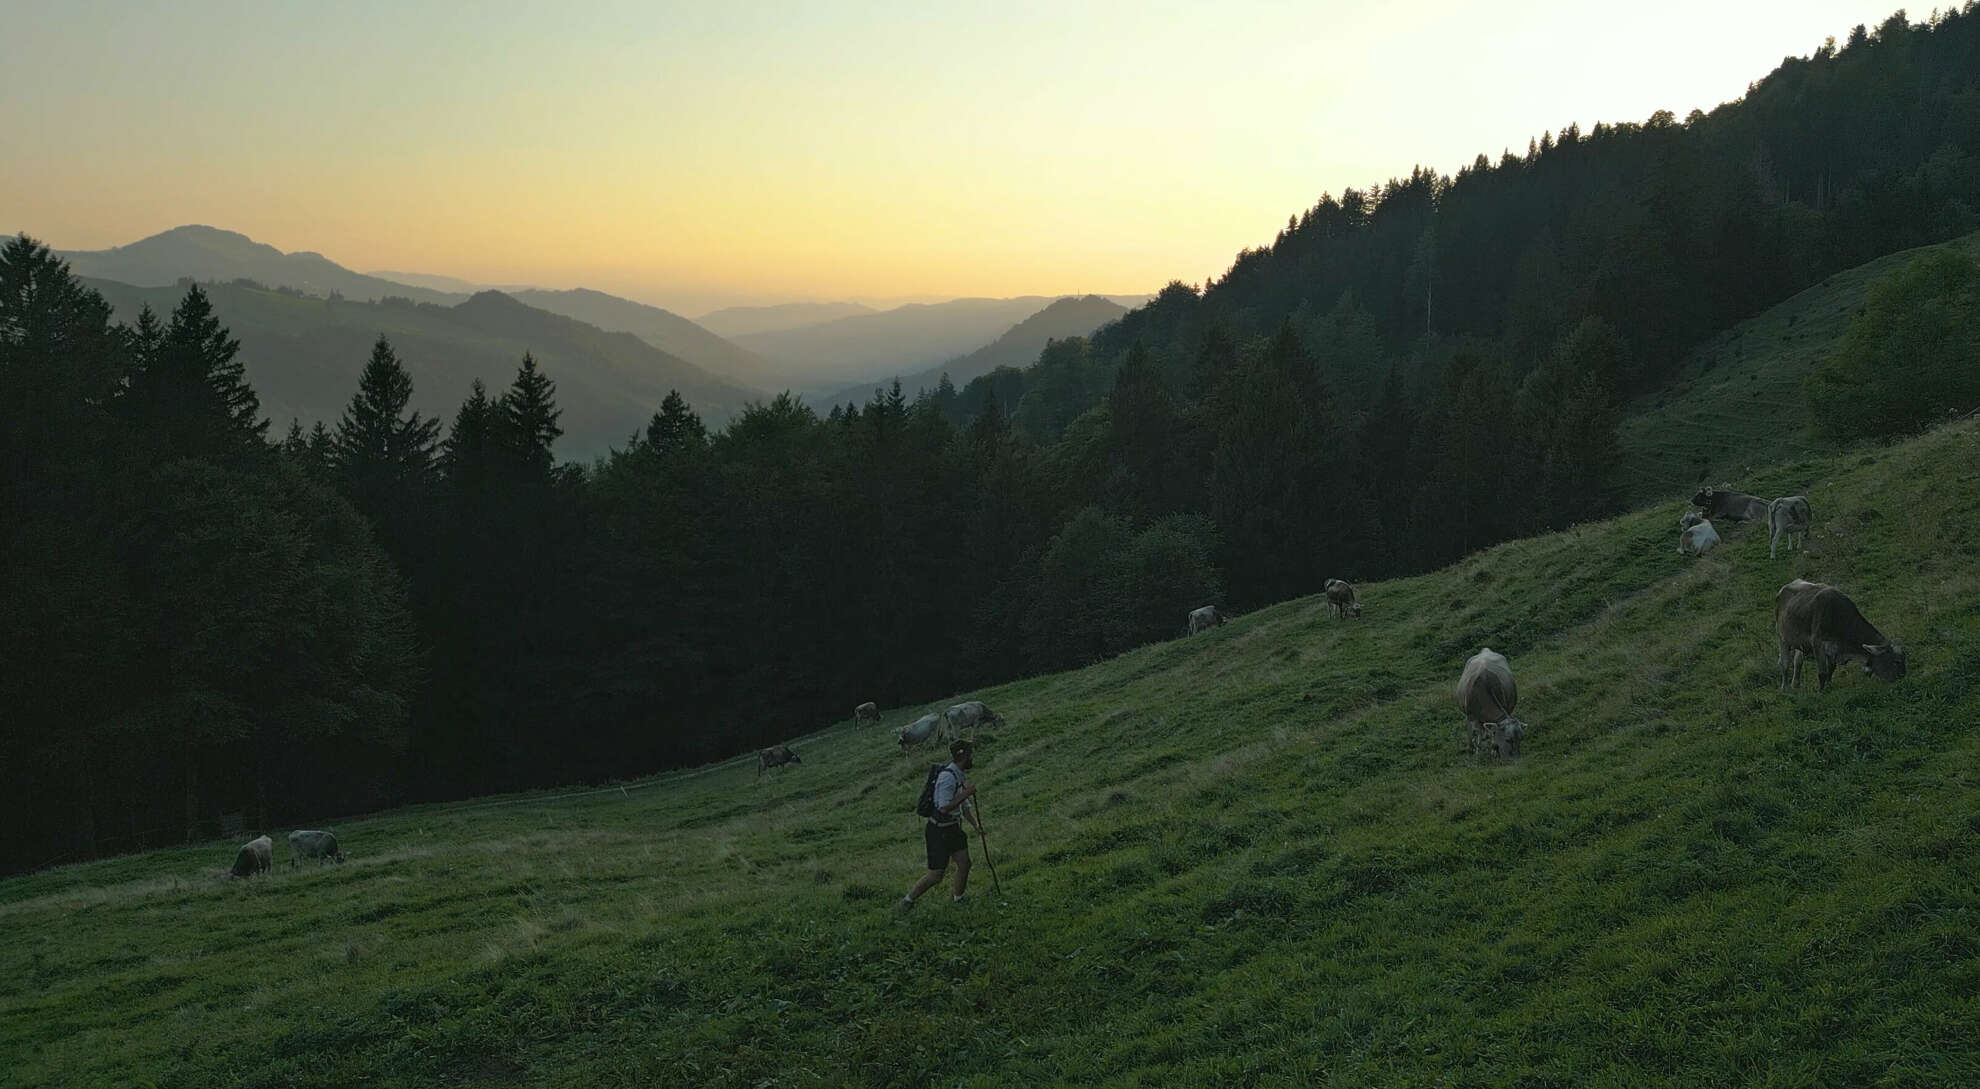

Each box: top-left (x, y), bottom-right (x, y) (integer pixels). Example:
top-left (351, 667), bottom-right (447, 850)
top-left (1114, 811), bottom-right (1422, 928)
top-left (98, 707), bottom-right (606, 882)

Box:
top-left (230, 835), bottom-right (273, 878)
top-left (287, 829), bottom-right (345, 867)
top-left (1323, 579), bottom-right (1362, 619)
top-left (1456, 648), bottom-right (1526, 759)
top-left (1768, 496), bottom-right (1812, 559)
top-left (896, 713), bottom-right (944, 753)
top-left (853, 701), bottom-right (880, 725)
top-left (943, 700), bottom-right (1005, 735)
top-left (1678, 518), bottom-right (1721, 556)
top-left (1187, 605), bottom-right (1225, 635)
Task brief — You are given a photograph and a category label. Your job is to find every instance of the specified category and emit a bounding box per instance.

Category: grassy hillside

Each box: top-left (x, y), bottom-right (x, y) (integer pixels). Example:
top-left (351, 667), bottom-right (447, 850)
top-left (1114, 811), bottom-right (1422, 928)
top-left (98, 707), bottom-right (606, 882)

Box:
top-left (1616, 229), bottom-right (1980, 507)
top-left (6, 419), bottom-right (1978, 1087)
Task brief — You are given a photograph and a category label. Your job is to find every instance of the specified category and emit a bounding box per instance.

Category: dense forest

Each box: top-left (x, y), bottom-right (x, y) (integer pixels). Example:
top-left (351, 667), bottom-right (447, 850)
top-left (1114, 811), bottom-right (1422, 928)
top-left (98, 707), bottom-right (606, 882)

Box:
top-left (6, 7), bottom-right (1980, 873)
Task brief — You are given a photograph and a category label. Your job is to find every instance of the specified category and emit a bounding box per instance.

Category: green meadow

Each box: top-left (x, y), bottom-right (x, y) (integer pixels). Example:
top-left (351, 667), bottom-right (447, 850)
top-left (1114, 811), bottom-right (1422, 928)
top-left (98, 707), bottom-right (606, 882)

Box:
top-left (1616, 228), bottom-right (1980, 507)
top-left (5, 408), bottom-right (1978, 1086)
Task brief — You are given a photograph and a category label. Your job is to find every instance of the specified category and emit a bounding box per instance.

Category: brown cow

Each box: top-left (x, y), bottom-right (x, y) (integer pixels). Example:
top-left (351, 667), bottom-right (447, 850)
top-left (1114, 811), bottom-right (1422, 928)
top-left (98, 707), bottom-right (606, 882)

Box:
top-left (1774, 579), bottom-right (1906, 692)
top-left (1692, 485), bottom-right (1770, 523)
top-left (1323, 579), bottom-right (1362, 619)
top-left (1456, 647), bottom-right (1526, 759)
top-left (757, 744), bottom-right (802, 779)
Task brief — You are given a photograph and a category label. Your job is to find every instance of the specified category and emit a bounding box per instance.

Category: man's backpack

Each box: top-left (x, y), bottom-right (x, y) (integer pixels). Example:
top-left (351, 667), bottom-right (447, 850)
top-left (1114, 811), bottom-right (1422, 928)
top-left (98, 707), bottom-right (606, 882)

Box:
top-left (914, 763), bottom-right (955, 820)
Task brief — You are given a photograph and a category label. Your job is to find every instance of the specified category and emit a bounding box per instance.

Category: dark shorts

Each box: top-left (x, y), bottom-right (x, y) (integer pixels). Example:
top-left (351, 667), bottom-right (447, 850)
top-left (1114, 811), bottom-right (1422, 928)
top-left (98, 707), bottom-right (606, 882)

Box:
top-left (924, 820), bottom-right (968, 871)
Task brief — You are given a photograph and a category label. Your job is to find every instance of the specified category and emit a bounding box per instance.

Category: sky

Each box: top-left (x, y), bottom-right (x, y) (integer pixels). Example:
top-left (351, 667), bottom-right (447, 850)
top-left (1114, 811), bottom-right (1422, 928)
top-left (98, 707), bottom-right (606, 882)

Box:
top-left (1, 0), bottom-right (1913, 316)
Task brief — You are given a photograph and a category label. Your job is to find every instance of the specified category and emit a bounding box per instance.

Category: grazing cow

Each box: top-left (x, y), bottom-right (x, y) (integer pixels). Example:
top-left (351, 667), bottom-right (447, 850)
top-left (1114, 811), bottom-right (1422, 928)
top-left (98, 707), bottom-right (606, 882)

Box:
top-left (1774, 579), bottom-right (1906, 692)
top-left (757, 744), bottom-right (801, 779)
top-left (1768, 496), bottom-right (1813, 559)
top-left (853, 701), bottom-right (880, 725)
top-left (1678, 511), bottom-right (1706, 530)
top-left (230, 835), bottom-right (273, 878)
top-left (1691, 485), bottom-right (1770, 523)
top-left (1456, 648), bottom-right (1527, 759)
top-left (896, 713), bottom-right (943, 753)
top-left (287, 829), bottom-right (345, 867)
top-left (1678, 518), bottom-right (1721, 556)
top-left (1323, 579), bottom-right (1362, 619)
top-left (1187, 605), bottom-right (1225, 635)
top-left (944, 700), bottom-right (1006, 735)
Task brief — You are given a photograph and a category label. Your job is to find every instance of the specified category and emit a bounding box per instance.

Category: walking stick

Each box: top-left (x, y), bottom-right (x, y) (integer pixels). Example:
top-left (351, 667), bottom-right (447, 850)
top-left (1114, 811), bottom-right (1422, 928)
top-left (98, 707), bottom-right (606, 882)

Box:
top-left (968, 800), bottom-right (1003, 895)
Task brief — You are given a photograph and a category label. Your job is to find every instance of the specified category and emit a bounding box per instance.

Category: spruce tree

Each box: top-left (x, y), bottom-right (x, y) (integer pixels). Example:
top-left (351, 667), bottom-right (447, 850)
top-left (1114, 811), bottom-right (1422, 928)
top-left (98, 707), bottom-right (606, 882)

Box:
top-left (122, 285), bottom-right (266, 464)
top-left (644, 389), bottom-right (707, 460)
top-left (332, 338), bottom-right (440, 505)
top-left (499, 353), bottom-right (562, 476)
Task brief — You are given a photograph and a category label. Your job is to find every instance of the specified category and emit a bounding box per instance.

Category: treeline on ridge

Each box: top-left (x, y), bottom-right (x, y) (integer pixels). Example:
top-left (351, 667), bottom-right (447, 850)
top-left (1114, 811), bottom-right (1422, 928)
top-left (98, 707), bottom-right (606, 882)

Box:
top-left (6, 7), bottom-right (1980, 873)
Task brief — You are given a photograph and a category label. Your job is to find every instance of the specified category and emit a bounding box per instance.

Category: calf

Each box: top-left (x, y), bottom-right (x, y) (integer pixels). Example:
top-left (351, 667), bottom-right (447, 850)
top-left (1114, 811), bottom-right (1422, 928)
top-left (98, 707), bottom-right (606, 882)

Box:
top-left (230, 835), bottom-right (273, 878)
top-left (1774, 579), bottom-right (1906, 692)
top-left (896, 713), bottom-right (943, 753)
top-left (1323, 579), bottom-right (1362, 619)
top-left (757, 744), bottom-right (801, 779)
top-left (287, 829), bottom-right (345, 867)
top-left (1768, 496), bottom-right (1812, 559)
top-left (1456, 648), bottom-right (1526, 759)
top-left (1678, 518), bottom-right (1721, 556)
top-left (1692, 485), bottom-right (1770, 523)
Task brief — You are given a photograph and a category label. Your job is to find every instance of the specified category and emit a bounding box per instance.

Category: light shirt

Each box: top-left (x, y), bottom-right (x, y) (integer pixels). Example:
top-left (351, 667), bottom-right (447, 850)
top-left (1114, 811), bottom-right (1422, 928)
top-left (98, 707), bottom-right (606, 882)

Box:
top-left (930, 762), bottom-right (967, 826)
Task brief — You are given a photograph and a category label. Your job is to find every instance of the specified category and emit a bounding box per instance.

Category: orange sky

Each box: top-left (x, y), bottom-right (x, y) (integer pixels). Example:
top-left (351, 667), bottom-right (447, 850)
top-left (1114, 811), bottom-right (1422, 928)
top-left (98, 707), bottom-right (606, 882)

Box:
top-left (2, 1), bottom-right (1907, 315)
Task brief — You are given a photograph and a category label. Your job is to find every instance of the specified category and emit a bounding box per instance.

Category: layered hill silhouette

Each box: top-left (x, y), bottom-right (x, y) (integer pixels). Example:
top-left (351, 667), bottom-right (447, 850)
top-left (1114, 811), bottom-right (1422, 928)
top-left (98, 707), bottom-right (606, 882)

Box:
top-left (506, 288), bottom-right (786, 393)
top-left (809, 294), bottom-right (1131, 411)
top-left (81, 278), bottom-right (763, 458)
top-left (728, 295), bottom-right (1147, 392)
top-left (58, 225), bottom-right (464, 306)
top-left (695, 300), bottom-right (877, 338)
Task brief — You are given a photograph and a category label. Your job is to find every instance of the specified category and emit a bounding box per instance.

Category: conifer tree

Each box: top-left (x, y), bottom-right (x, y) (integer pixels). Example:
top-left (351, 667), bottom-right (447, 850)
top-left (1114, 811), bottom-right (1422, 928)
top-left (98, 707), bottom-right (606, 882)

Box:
top-left (443, 379), bottom-right (497, 488)
top-left (122, 285), bottom-right (266, 464)
top-left (332, 337), bottom-right (441, 561)
top-left (334, 338), bottom-right (440, 487)
top-left (644, 389), bottom-right (707, 460)
top-left (499, 353), bottom-right (562, 476)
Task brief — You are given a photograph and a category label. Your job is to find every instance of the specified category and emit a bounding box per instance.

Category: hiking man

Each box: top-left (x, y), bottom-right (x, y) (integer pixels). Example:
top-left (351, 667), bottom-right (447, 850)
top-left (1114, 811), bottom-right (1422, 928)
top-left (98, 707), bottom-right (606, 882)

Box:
top-left (899, 739), bottom-right (977, 909)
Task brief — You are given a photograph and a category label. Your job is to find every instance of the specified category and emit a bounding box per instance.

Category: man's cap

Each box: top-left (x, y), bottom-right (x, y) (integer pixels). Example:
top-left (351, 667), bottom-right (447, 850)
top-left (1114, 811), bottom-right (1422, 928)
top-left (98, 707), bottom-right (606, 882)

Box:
top-left (950, 739), bottom-right (973, 759)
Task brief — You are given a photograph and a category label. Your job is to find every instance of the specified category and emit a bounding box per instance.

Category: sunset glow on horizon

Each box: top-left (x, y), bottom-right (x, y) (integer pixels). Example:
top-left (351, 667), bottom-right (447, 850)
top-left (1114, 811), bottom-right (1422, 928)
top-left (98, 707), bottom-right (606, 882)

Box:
top-left (3, 0), bottom-right (1911, 315)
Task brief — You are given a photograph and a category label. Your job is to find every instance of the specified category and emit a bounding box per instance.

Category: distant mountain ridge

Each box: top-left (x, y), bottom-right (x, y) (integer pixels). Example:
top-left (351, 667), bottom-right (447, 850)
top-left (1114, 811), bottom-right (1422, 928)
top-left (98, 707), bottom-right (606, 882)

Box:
top-left (58, 225), bottom-right (462, 306)
top-left (695, 301), bottom-right (877, 338)
top-left (729, 296), bottom-right (1072, 392)
top-left (80, 278), bottom-right (761, 460)
top-left (809, 294), bottom-right (1130, 411)
top-left (54, 225), bottom-right (1151, 397)
top-left (55, 226), bottom-right (783, 391)
top-left (507, 288), bottom-right (786, 393)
